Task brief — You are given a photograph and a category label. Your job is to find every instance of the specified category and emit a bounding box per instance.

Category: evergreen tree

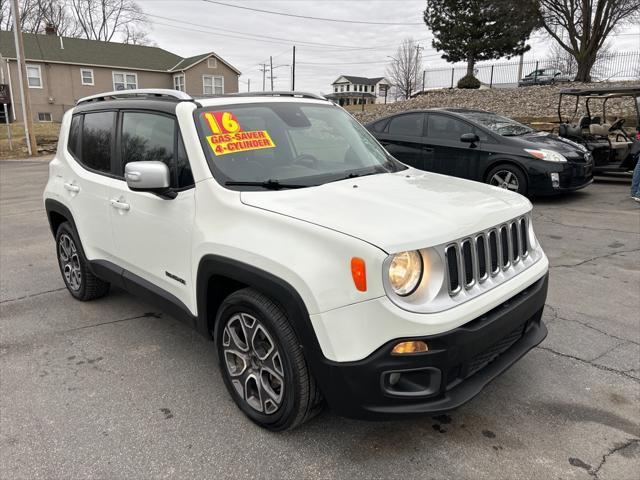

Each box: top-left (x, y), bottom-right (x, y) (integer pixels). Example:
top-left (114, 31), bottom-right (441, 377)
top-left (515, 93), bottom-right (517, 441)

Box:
top-left (423, 0), bottom-right (539, 76)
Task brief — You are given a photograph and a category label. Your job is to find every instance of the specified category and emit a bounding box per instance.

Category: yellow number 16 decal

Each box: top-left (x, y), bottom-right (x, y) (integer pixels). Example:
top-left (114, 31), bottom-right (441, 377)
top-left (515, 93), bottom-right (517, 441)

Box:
top-left (204, 111), bottom-right (240, 134)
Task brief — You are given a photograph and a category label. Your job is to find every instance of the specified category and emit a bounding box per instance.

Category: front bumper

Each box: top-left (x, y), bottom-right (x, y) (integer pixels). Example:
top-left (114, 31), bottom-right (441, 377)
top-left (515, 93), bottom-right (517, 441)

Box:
top-left (530, 161), bottom-right (593, 195)
top-left (311, 274), bottom-right (548, 420)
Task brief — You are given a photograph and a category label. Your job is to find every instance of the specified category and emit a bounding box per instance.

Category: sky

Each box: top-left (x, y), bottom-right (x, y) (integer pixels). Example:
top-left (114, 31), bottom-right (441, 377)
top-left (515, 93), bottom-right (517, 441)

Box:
top-left (137, 0), bottom-right (640, 94)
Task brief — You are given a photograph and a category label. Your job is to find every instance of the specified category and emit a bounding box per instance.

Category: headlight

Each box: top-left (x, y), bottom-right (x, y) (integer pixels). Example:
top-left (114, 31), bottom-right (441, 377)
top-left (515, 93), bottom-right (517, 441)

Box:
top-left (524, 148), bottom-right (567, 163)
top-left (388, 251), bottom-right (423, 296)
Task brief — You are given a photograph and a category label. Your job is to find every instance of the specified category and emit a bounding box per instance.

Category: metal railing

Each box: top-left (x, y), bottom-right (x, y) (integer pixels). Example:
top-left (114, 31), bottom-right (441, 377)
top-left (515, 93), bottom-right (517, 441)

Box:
top-left (421, 51), bottom-right (640, 90)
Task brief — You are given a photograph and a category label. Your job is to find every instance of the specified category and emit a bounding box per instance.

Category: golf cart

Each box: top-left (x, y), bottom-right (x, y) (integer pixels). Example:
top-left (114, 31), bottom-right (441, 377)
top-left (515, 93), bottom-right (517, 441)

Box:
top-left (557, 86), bottom-right (640, 174)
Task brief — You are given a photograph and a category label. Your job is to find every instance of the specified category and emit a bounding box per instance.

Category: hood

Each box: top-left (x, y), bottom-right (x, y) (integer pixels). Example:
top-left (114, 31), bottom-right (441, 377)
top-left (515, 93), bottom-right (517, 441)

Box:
top-left (518, 131), bottom-right (587, 157)
top-left (240, 170), bottom-right (531, 253)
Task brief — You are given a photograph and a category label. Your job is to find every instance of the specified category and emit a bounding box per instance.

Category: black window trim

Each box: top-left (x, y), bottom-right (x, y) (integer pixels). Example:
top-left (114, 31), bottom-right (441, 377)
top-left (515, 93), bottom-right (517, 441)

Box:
top-left (68, 110), bottom-right (120, 179)
top-left (116, 108), bottom-right (195, 191)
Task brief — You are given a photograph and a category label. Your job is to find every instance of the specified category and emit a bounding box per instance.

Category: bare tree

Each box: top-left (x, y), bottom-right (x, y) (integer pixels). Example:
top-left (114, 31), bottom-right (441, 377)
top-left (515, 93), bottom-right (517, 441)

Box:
top-left (70, 0), bottom-right (148, 42)
top-left (386, 38), bottom-right (423, 100)
top-left (538, 0), bottom-right (640, 82)
top-left (122, 24), bottom-right (155, 46)
top-left (547, 40), bottom-right (612, 79)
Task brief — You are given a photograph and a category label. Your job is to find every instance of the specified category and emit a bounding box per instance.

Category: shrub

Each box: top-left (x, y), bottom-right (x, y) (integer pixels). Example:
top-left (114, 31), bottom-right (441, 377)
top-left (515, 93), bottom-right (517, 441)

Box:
top-left (457, 74), bottom-right (481, 89)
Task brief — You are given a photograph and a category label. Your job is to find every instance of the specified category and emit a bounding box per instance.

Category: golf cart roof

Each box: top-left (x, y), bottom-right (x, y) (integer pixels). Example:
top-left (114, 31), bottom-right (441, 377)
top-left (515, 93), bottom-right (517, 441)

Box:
top-left (559, 85), bottom-right (640, 98)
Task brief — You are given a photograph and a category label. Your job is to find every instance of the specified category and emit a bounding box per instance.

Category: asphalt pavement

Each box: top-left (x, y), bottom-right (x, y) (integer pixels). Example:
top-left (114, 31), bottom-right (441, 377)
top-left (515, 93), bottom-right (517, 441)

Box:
top-left (1, 159), bottom-right (638, 479)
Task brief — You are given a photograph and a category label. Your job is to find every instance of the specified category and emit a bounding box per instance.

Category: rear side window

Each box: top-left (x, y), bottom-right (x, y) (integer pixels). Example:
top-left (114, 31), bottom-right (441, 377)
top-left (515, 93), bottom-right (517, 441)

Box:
top-left (68, 115), bottom-right (81, 159)
top-left (121, 111), bottom-right (193, 189)
top-left (82, 111), bottom-right (115, 172)
top-left (369, 118), bottom-right (389, 133)
top-left (388, 113), bottom-right (424, 137)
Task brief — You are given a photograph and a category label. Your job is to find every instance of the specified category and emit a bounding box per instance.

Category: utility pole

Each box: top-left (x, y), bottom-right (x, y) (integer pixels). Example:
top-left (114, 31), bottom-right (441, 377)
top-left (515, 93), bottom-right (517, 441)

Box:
top-left (259, 63), bottom-right (268, 91)
top-left (10, 0), bottom-right (37, 156)
top-left (414, 44), bottom-right (423, 96)
top-left (291, 45), bottom-right (296, 90)
top-left (247, 78), bottom-right (250, 92)
top-left (270, 56), bottom-right (274, 91)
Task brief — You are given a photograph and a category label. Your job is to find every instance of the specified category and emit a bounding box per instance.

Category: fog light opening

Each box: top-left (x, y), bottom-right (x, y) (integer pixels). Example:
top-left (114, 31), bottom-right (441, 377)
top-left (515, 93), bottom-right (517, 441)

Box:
top-left (550, 172), bottom-right (560, 189)
top-left (392, 340), bottom-right (428, 354)
top-left (388, 372), bottom-right (401, 386)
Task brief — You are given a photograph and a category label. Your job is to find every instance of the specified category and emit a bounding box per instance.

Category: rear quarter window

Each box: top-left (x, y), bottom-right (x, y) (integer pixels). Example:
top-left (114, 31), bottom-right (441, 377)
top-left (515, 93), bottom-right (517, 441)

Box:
top-left (67, 115), bottom-right (81, 159)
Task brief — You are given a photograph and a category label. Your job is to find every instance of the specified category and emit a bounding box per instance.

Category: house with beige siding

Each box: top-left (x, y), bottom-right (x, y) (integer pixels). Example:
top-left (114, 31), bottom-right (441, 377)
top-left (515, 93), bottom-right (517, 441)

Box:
top-left (0, 30), bottom-right (241, 123)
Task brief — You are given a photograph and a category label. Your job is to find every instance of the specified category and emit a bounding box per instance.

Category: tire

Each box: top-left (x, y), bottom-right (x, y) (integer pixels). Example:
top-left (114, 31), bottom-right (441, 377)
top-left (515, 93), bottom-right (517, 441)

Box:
top-left (55, 222), bottom-right (110, 301)
top-left (215, 288), bottom-right (322, 431)
top-left (486, 164), bottom-right (528, 196)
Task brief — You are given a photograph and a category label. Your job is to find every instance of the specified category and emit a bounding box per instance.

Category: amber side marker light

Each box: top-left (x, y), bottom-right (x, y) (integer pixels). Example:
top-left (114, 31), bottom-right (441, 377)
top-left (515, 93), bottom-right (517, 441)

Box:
top-left (392, 341), bottom-right (429, 354)
top-left (351, 257), bottom-right (367, 292)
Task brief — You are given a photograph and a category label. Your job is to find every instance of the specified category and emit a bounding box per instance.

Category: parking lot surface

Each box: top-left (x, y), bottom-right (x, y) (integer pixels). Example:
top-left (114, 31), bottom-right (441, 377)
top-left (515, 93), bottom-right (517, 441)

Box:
top-left (1, 159), bottom-right (638, 479)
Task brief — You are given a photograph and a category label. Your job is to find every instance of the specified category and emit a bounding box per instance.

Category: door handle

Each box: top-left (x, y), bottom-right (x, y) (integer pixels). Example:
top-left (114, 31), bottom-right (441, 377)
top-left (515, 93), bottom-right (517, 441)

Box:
top-left (64, 182), bottom-right (80, 193)
top-left (423, 147), bottom-right (434, 153)
top-left (110, 198), bottom-right (130, 211)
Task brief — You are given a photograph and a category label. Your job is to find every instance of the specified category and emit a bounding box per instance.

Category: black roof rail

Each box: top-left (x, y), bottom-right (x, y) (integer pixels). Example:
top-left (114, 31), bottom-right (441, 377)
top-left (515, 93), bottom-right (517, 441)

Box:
top-left (219, 91), bottom-right (327, 100)
top-left (77, 89), bottom-right (193, 105)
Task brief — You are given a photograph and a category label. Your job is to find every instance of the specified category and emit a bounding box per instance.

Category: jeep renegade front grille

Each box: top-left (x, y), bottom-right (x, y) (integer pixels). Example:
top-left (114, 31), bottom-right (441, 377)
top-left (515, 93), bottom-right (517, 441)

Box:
top-left (445, 216), bottom-right (529, 296)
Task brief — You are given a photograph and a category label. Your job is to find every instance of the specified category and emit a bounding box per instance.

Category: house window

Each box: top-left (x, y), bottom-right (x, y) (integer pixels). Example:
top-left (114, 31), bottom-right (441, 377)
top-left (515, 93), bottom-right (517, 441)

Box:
top-left (203, 75), bottom-right (223, 95)
top-left (334, 86), bottom-right (338, 92)
top-left (340, 85), bottom-right (344, 92)
top-left (173, 74), bottom-right (185, 91)
top-left (26, 64), bottom-right (42, 88)
top-left (346, 85), bottom-right (350, 91)
top-left (80, 68), bottom-right (94, 86)
top-left (37, 112), bottom-right (52, 122)
top-left (207, 57), bottom-right (217, 68)
top-left (113, 72), bottom-right (137, 90)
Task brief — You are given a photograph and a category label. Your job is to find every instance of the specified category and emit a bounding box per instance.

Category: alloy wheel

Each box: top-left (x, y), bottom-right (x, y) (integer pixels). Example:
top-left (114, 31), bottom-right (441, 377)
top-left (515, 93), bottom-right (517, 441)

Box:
top-left (58, 233), bottom-right (82, 291)
top-left (222, 312), bottom-right (285, 415)
top-left (490, 170), bottom-right (520, 191)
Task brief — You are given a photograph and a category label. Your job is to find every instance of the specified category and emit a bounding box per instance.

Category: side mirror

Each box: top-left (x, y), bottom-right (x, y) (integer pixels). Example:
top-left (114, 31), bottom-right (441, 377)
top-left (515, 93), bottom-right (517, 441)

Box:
top-left (460, 133), bottom-right (480, 146)
top-left (124, 161), bottom-right (175, 198)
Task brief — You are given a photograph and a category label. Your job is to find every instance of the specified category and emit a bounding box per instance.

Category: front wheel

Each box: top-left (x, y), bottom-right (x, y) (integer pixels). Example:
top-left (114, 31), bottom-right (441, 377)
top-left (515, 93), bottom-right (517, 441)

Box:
top-left (215, 288), bottom-right (322, 431)
top-left (486, 165), bottom-right (528, 196)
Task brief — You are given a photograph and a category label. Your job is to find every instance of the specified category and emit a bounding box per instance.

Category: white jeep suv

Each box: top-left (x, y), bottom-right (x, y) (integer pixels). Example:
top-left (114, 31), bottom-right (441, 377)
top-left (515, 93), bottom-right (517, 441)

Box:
top-left (44, 89), bottom-right (549, 430)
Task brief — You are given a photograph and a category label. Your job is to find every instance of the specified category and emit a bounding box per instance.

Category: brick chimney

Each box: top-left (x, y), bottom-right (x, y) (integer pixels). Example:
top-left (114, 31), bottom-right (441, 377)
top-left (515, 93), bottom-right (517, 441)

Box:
top-left (45, 23), bottom-right (57, 35)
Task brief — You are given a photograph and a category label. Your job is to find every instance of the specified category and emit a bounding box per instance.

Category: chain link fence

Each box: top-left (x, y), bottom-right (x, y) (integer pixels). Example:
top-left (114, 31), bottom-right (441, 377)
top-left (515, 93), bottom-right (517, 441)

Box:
top-left (422, 51), bottom-right (640, 90)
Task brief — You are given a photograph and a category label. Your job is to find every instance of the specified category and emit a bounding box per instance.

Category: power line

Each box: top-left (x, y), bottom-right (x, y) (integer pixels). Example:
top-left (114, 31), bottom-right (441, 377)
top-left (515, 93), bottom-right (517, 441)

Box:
top-left (202, 0), bottom-right (424, 25)
top-left (147, 14), bottom-right (391, 50)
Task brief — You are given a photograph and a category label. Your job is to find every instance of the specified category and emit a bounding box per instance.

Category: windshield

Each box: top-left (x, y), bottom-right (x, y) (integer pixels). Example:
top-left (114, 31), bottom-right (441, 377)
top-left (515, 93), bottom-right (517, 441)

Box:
top-left (194, 102), bottom-right (404, 189)
top-left (458, 111), bottom-right (535, 136)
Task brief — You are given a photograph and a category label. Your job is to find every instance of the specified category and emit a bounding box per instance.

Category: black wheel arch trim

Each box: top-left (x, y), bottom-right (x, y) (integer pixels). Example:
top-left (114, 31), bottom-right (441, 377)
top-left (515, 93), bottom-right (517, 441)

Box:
top-left (196, 255), bottom-right (319, 346)
top-left (195, 255), bottom-right (331, 386)
top-left (45, 198), bottom-right (78, 238)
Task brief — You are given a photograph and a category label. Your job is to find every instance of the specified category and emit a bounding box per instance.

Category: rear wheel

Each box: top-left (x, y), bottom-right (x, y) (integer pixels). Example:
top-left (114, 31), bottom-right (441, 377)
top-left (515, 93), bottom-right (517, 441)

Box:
top-left (55, 222), bottom-right (110, 301)
top-left (215, 288), bottom-right (322, 431)
top-left (486, 164), bottom-right (528, 196)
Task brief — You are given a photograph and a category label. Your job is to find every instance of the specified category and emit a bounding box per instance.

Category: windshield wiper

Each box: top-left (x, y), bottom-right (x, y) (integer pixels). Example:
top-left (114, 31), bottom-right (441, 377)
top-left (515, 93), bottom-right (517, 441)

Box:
top-left (225, 179), bottom-right (310, 190)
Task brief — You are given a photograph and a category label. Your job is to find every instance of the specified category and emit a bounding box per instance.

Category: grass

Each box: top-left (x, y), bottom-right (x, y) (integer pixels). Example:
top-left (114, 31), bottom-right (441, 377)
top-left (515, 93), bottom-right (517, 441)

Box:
top-left (0, 122), bottom-right (60, 159)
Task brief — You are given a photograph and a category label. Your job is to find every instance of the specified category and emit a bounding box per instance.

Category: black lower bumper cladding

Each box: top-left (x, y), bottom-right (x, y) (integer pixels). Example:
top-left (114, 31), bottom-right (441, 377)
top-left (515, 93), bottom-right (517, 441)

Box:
top-left (313, 274), bottom-right (549, 420)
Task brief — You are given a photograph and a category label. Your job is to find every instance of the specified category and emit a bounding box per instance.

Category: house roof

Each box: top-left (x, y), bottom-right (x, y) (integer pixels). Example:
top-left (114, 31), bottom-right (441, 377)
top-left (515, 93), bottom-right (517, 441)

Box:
top-left (0, 30), bottom-right (241, 74)
top-left (169, 52), bottom-right (241, 75)
top-left (325, 91), bottom-right (376, 99)
top-left (332, 75), bottom-right (388, 86)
